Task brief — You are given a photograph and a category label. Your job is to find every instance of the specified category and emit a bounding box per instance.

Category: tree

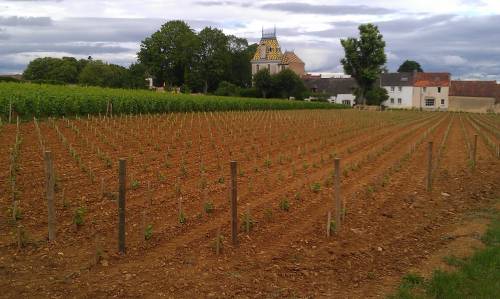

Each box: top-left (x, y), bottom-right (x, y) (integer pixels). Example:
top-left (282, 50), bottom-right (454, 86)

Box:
top-left (78, 60), bottom-right (130, 88)
top-left (340, 24), bottom-right (387, 105)
top-left (23, 57), bottom-right (79, 84)
top-left (226, 36), bottom-right (257, 88)
top-left (253, 69), bottom-right (273, 98)
top-left (272, 69), bottom-right (307, 99)
top-left (398, 60), bottom-right (423, 73)
top-left (128, 63), bottom-right (148, 89)
top-left (365, 86), bottom-right (389, 105)
top-left (191, 27), bottom-right (230, 93)
top-left (137, 20), bottom-right (198, 87)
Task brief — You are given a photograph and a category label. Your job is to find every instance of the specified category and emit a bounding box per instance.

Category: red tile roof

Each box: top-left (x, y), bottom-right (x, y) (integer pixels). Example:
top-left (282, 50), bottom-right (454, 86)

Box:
top-left (414, 72), bottom-right (450, 87)
top-left (450, 80), bottom-right (497, 98)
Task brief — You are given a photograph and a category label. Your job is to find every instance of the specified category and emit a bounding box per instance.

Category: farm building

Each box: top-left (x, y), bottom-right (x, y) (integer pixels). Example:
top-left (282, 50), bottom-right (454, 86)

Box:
top-left (380, 72), bottom-right (415, 109)
top-left (380, 72), bottom-right (450, 110)
top-left (251, 29), bottom-right (305, 77)
top-left (303, 76), bottom-right (357, 106)
top-left (449, 80), bottom-right (500, 113)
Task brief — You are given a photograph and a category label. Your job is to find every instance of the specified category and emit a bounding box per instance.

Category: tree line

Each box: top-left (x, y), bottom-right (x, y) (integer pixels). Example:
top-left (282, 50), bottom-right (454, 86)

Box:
top-left (22, 56), bottom-right (147, 89)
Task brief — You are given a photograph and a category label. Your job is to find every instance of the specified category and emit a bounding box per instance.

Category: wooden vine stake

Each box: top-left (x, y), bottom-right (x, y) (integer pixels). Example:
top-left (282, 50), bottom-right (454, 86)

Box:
top-left (426, 142), bottom-right (433, 192)
top-left (118, 158), bottom-right (126, 254)
top-left (230, 161), bottom-right (238, 246)
top-left (326, 211), bottom-right (332, 237)
top-left (216, 227), bottom-right (222, 255)
top-left (44, 151), bottom-right (56, 242)
top-left (334, 158), bottom-right (341, 232)
top-left (472, 134), bottom-right (478, 169)
top-left (245, 204), bottom-right (250, 234)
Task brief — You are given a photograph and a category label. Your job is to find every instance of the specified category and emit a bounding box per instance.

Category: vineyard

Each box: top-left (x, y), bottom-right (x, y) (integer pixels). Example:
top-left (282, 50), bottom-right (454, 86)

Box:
top-left (0, 82), bottom-right (345, 119)
top-left (0, 109), bottom-right (499, 298)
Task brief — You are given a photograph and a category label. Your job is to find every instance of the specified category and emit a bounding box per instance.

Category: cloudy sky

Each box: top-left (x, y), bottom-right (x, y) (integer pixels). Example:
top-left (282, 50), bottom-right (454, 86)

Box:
top-left (1, 0), bottom-right (499, 80)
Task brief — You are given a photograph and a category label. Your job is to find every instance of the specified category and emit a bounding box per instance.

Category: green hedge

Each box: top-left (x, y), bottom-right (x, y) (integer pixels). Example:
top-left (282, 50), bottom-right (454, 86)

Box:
top-left (0, 82), bottom-right (348, 118)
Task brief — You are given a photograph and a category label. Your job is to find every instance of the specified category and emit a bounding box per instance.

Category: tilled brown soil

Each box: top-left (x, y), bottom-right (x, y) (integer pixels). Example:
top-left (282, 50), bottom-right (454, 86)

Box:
top-left (0, 110), bottom-right (498, 298)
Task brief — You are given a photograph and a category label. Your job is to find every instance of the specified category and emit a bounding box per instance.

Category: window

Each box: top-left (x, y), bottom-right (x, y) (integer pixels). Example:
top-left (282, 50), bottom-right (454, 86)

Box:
top-left (256, 64), bottom-right (259, 71)
top-left (390, 86), bottom-right (395, 92)
top-left (423, 87), bottom-right (427, 92)
top-left (342, 100), bottom-right (351, 106)
top-left (390, 98), bottom-right (394, 104)
top-left (441, 99), bottom-right (445, 105)
top-left (438, 87), bottom-right (442, 93)
top-left (425, 98), bottom-right (435, 107)
top-left (398, 86), bottom-right (402, 92)
top-left (397, 98), bottom-right (402, 104)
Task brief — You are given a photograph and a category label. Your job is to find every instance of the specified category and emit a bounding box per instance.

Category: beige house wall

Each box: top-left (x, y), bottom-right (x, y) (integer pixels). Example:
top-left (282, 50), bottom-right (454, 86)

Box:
top-left (412, 86), bottom-right (449, 110)
top-left (287, 62), bottom-right (305, 77)
top-left (251, 61), bottom-right (280, 76)
top-left (449, 96), bottom-right (497, 113)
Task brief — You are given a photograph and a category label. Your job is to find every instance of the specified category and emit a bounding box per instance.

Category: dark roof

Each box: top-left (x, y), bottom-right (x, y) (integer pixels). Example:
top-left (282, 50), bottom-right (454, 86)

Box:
top-left (414, 72), bottom-right (450, 87)
top-left (380, 72), bottom-right (415, 86)
top-left (450, 80), bottom-right (497, 98)
top-left (303, 77), bottom-right (357, 96)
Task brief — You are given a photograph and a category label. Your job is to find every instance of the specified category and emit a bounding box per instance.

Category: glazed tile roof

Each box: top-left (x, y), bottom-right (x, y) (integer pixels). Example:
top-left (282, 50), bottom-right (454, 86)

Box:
top-left (450, 80), bottom-right (497, 98)
top-left (252, 37), bottom-right (283, 61)
top-left (280, 51), bottom-right (304, 65)
top-left (414, 72), bottom-right (450, 87)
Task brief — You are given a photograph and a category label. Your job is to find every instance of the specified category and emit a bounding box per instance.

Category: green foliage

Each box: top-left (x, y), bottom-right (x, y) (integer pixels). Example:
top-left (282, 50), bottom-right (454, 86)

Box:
top-left (203, 201), bottom-right (215, 214)
top-left (279, 198), bottom-right (290, 211)
top-left (254, 69), bottom-right (273, 98)
top-left (253, 69), bottom-right (307, 100)
top-left (178, 211), bottom-right (186, 224)
top-left (340, 24), bottom-right (387, 105)
top-left (365, 86), bottom-right (389, 106)
top-left (271, 69), bottom-right (307, 100)
top-left (0, 76), bottom-right (21, 83)
top-left (0, 82), bottom-right (345, 119)
top-left (73, 207), bottom-right (86, 227)
top-left (389, 212), bottom-right (500, 299)
top-left (214, 81), bottom-right (241, 97)
top-left (190, 27), bottom-right (230, 93)
top-left (398, 60), bottom-right (424, 73)
top-left (131, 179), bottom-right (140, 190)
top-left (328, 219), bottom-right (337, 233)
top-left (311, 182), bottom-right (321, 193)
top-left (23, 57), bottom-right (82, 84)
top-left (144, 224), bottom-right (153, 240)
top-left (138, 20), bottom-right (198, 87)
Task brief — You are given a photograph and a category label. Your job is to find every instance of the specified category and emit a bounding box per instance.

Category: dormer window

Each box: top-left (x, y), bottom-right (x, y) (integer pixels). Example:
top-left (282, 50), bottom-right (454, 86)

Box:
top-left (390, 86), bottom-right (395, 91)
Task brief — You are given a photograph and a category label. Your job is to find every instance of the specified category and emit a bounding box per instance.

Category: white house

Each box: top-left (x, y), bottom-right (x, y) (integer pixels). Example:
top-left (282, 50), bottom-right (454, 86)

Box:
top-left (381, 72), bottom-right (450, 110)
top-left (380, 72), bottom-right (415, 108)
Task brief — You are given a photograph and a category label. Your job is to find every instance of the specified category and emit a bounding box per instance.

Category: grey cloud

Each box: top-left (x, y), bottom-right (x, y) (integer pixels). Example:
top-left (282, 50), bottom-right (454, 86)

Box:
top-left (0, 17), bottom-right (223, 73)
top-left (0, 16), bottom-right (52, 26)
top-left (194, 0), bottom-right (251, 7)
top-left (260, 2), bottom-right (395, 16)
top-left (270, 14), bottom-right (500, 79)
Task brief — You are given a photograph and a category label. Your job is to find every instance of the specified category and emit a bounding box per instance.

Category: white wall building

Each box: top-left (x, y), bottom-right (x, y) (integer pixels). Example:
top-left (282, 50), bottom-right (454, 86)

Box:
top-left (381, 72), bottom-right (415, 108)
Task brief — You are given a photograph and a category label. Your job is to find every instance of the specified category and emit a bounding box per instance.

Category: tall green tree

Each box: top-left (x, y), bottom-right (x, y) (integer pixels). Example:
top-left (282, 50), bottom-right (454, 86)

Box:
top-left (137, 20), bottom-right (198, 87)
top-left (340, 23), bottom-right (387, 105)
top-left (226, 36), bottom-right (256, 88)
top-left (78, 60), bottom-right (130, 88)
top-left (272, 69), bottom-right (307, 99)
top-left (191, 27), bottom-right (230, 93)
top-left (398, 60), bottom-right (423, 73)
top-left (253, 69), bottom-right (273, 98)
top-left (23, 57), bottom-right (79, 83)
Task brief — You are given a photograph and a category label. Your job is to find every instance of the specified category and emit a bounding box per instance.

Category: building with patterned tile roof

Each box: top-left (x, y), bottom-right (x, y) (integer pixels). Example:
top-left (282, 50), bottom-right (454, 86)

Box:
top-left (251, 29), bottom-right (305, 77)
